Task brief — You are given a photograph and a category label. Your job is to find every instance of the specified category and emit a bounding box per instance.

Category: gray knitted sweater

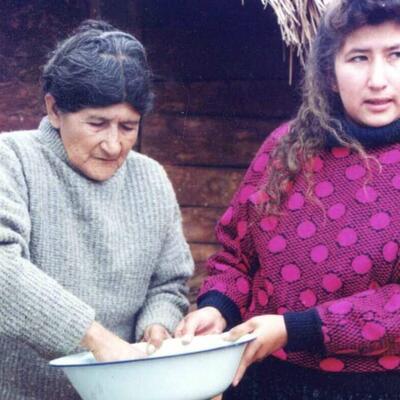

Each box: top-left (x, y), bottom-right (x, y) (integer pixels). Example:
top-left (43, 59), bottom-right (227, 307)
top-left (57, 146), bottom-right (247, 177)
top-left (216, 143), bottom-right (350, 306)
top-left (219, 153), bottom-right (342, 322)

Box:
top-left (0, 117), bottom-right (194, 399)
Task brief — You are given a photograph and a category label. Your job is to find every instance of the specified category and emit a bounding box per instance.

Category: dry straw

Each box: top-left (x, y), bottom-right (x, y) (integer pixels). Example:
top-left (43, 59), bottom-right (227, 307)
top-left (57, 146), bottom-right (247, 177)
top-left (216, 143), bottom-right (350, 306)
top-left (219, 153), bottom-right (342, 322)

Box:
top-left (258, 0), bottom-right (331, 82)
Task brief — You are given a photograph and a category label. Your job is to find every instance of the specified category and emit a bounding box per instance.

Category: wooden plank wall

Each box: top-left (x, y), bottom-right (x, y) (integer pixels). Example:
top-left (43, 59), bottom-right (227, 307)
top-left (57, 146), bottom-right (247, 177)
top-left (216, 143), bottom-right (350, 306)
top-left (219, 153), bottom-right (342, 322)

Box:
top-left (139, 1), bottom-right (300, 303)
top-left (0, 2), bottom-right (91, 131)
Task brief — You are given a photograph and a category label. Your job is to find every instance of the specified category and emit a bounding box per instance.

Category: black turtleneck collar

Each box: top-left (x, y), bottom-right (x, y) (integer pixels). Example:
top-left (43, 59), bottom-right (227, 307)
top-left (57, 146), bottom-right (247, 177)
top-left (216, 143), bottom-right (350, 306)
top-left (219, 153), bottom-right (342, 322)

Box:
top-left (326, 117), bottom-right (400, 149)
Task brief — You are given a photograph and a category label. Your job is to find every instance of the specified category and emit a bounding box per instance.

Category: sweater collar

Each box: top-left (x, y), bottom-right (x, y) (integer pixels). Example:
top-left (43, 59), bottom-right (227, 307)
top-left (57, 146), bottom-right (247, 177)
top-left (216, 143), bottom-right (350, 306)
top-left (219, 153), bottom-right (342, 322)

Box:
top-left (38, 116), bottom-right (69, 163)
top-left (327, 117), bottom-right (400, 148)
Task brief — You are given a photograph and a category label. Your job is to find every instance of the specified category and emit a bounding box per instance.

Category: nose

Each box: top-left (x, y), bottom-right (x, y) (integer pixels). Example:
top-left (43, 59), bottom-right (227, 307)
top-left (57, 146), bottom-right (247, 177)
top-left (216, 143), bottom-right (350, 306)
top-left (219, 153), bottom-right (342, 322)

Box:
top-left (100, 126), bottom-right (121, 157)
top-left (367, 59), bottom-right (388, 90)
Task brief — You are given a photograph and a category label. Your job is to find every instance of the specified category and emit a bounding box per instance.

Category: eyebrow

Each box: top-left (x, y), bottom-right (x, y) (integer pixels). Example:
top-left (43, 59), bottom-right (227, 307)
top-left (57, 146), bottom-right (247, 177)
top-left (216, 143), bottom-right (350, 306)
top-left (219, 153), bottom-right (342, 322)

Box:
top-left (86, 115), bottom-right (140, 124)
top-left (345, 44), bottom-right (400, 54)
top-left (388, 44), bottom-right (400, 51)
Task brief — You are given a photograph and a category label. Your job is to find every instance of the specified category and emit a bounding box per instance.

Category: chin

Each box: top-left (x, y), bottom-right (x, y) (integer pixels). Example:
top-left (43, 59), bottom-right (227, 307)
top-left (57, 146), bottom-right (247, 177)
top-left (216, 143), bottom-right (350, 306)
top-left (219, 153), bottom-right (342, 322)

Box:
top-left (83, 169), bottom-right (117, 182)
top-left (365, 119), bottom-right (397, 128)
top-left (355, 115), bottom-right (398, 128)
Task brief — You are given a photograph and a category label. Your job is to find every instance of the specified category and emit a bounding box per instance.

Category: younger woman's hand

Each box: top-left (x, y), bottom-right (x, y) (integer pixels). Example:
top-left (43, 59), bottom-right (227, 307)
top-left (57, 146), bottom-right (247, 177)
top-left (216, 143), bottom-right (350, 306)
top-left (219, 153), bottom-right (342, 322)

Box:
top-left (143, 324), bottom-right (171, 354)
top-left (224, 315), bottom-right (288, 386)
top-left (174, 307), bottom-right (227, 343)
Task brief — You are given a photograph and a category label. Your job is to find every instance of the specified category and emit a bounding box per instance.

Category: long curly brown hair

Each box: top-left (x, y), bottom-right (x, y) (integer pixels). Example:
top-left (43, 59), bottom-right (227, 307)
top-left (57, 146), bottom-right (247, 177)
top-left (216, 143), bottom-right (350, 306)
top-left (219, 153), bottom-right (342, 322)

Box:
top-left (265, 0), bottom-right (400, 214)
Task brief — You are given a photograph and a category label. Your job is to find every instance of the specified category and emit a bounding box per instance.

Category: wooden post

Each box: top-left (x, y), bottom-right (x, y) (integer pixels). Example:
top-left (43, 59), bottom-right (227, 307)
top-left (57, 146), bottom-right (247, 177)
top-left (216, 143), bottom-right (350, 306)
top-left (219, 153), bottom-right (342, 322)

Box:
top-left (126, 0), bottom-right (143, 40)
top-left (89, 0), bottom-right (102, 19)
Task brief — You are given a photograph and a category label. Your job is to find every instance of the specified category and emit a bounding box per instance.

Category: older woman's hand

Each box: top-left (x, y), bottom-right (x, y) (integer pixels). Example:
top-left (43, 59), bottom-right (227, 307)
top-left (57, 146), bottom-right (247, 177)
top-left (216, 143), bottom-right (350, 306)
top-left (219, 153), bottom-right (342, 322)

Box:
top-left (143, 324), bottom-right (171, 354)
top-left (224, 315), bottom-right (288, 386)
top-left (81, 321), bottom-right (146, 362)
top-left (174, 307), bottom-right (227, 343)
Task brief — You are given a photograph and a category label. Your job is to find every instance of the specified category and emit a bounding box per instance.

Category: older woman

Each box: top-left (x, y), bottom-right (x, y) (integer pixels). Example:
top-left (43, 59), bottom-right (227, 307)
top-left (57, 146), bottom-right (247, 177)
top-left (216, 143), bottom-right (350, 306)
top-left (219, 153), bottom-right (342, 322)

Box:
top-left (0, 20), bottom-right (193, 400)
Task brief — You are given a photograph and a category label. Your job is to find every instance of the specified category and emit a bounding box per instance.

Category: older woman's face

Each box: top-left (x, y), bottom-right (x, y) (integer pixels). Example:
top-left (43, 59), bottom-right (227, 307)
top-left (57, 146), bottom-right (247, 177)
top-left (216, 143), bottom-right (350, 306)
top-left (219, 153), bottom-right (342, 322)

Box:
top-left (46, 95), bottom-right (141, 181)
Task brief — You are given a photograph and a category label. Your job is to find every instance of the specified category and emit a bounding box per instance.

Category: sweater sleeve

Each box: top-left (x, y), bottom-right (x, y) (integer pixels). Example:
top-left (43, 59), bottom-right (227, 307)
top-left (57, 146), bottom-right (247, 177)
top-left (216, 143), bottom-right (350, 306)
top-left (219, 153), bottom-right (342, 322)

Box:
top-left (0, 142), bottom-right (95, 358)
top-left (318, 283), bottom-right (400, 356)
top-left (284, 282), bottom-right (400, 357)
top-left (135, 174), bottom-right (194, 340)
top-left (198, 123), bottom-right (290, 329)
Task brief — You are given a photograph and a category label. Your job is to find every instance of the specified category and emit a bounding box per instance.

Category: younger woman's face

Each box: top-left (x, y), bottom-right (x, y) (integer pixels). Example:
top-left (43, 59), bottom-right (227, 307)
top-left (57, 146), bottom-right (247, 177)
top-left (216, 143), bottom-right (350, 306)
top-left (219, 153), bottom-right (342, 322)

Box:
top-left (334, 21), bottom-right (400, 127)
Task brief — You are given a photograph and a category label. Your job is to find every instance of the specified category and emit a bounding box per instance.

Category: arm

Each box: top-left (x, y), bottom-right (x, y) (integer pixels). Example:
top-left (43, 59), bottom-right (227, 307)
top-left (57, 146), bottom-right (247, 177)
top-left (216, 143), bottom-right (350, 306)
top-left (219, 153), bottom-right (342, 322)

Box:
top-left (227, 283), bottom-right (400, 385)
top-left (176, 123), bottom-right (291, 338)
top-left (0, 142), bottom-right (95, 357)
top-left (197, 123), bottom-right (290, 328)
top-left (135, 179), bottom-right (194, 342)
top-left (174, 208), bottom-right (258, 338)
top-left (284, 283), bottom-right (400, 357)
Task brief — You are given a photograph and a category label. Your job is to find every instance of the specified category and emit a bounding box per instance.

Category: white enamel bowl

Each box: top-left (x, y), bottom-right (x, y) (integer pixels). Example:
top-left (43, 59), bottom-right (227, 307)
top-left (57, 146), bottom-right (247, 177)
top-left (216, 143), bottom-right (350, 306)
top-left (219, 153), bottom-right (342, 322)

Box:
top-left (49, 333), bottom-right (255, 400)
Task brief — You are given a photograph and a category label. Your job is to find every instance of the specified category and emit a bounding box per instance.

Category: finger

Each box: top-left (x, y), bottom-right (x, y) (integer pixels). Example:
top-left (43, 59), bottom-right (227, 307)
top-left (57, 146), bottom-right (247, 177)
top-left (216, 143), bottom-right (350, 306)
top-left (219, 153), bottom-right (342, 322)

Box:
top-left (164, 329), bottom-right (172, 339)
top-left (225, 321), bottom-right (253, 342)
top-left (232, 342), bottom-right (260, 386)
top-left (142, 328), bottom-right (150, 342)
top-left (147, 326), bottom-right (168, 354)
top-left (254, 348), bottom-right (268, 363)
top-left (130, 344), bottom-right (147, 359)
top-left (174, 319), bottom-right (186, 338)
top-left (179, 316), bottom-right (202, 344)
top-left (175, 318), bottom-right (193, 344)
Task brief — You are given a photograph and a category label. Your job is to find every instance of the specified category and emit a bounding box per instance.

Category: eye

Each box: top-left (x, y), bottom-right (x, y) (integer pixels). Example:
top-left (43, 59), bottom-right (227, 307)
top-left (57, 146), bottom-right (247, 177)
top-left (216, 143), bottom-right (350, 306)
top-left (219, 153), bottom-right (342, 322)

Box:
top-left (121, 124), bottom-right (138, 134)
top-left (389, 51), bottom-right (400, 60)
top-left (349, 55), bottom-right (368, 63)
top-left (88, 121), bottom-right (105, 128)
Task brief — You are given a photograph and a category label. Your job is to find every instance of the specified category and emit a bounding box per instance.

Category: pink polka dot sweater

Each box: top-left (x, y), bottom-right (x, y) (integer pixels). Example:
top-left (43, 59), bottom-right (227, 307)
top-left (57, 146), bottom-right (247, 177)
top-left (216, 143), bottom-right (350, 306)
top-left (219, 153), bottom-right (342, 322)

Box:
top-left (198, 120), bottom-right (400, 374)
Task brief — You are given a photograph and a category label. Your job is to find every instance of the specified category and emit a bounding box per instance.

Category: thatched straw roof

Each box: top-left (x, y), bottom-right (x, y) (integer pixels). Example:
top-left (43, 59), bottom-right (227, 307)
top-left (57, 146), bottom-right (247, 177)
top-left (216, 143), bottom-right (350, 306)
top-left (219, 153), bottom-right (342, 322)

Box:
top-left (260, 0), bottom-right (330, 63)
top-left (257, 0), bottom-right (331, 83)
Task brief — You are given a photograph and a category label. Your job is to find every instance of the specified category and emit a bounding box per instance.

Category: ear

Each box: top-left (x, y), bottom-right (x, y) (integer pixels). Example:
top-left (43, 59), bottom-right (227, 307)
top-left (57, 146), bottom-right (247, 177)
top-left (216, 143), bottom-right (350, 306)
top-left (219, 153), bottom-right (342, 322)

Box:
top-left (44, 93), bottom-right (61, 129)
top-left (330, 75), bottom-right (339, 93)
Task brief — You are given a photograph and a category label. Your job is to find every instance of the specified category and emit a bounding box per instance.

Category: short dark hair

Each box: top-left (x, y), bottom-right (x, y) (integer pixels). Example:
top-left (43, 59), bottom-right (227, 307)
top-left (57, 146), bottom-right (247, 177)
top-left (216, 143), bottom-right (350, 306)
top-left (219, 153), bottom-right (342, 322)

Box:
top-left (42, 19), bottom-right (154, 115)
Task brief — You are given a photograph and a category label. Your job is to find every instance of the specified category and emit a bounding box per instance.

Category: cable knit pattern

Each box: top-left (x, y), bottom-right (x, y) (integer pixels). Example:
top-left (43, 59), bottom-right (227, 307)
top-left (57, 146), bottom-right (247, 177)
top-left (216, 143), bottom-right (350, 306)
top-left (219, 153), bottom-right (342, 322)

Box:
top-left (0, 117), bottom-right (193, 400)
top-left (198, 121), bottom-right (400, 374)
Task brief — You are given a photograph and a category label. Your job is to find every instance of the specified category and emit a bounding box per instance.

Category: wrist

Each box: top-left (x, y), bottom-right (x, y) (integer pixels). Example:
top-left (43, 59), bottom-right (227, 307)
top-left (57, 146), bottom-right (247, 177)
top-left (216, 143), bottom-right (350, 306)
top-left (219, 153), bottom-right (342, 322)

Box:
top-left (205, 306), bottom-right (223, 318)
top-left (277, 315), bottom-right (288, 348)
top-left (197, 291), bottom-right (241, 329)
top-left (81, 321), bottom-right (113, 351)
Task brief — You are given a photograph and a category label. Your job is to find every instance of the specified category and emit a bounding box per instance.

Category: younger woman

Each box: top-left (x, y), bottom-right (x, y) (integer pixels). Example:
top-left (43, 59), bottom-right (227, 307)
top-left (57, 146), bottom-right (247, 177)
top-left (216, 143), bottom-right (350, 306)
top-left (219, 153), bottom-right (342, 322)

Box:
top-left (176, 1), bottom-right (400, 398)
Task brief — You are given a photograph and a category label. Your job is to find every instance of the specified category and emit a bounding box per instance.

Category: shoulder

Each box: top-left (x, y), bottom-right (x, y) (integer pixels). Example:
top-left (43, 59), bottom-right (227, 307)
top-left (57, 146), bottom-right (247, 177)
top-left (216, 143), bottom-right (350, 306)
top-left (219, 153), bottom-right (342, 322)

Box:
top-left (125, 151), bottom-right (175, 194)
top-left (125, 152), bottom-right (179, 219)
top-left (0, 129), bottom-right (40, 156)
top-left (0, 131), bottom-right (38, 194)
top-left (0, 129), bottom-right (38, 163)
top-left (259, 121), bottom-right (291, 153)
top-left (246, 121), bottom-right (291, 173)
top-left (126, 151), bottom-right (169, 179)
top-left (0, 128), bottom-right (57, 189)
top-left (0, 129), bottom-right (38, 143)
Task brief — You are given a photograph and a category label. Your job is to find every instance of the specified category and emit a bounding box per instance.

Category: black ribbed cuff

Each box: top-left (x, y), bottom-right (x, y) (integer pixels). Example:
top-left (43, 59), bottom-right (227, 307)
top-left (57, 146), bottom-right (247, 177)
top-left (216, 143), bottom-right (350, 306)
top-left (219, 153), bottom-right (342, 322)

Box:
top-left (283, 308), bottom-right (325, 354)
top-left (197, 291), bottom-right (242, 330)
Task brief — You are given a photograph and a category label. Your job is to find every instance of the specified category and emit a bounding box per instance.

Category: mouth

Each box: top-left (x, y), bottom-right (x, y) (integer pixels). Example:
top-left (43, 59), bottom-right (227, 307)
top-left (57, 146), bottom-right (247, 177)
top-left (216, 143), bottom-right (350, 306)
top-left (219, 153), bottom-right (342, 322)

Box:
top-left (97, 158), bottom-right (119, 164)
top-left (364, 98), bottom-right (393, 111)
top-left (365, 98), bottom-right (392, 104)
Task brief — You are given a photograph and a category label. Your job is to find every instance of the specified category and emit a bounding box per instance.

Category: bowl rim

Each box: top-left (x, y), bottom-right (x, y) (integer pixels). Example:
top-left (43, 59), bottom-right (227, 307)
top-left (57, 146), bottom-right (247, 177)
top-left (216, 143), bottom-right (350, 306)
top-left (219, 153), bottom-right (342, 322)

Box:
top-left (49, 333), bottom-right (256, 368)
